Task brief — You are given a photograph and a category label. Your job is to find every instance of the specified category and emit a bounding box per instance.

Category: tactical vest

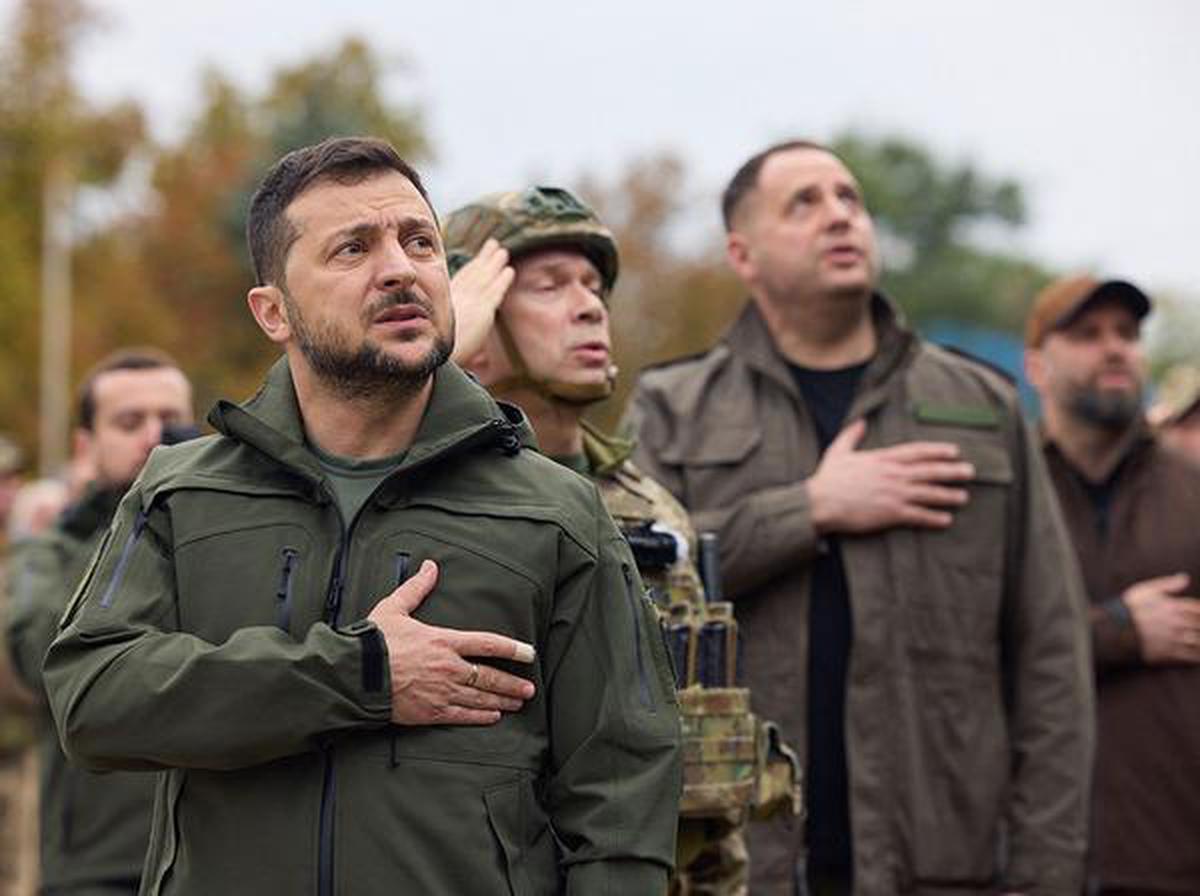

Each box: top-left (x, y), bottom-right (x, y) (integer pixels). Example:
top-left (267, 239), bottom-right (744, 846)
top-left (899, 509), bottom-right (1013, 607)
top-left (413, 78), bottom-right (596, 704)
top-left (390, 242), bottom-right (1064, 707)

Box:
top-left (583, 422), bottom-right (800, 824)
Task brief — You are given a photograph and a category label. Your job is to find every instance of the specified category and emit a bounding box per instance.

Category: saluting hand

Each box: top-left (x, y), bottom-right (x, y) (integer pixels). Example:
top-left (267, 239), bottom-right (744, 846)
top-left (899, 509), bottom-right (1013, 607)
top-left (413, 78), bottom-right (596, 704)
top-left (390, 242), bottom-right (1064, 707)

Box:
top-left (806, 418), bottom-right (976, 535)
top-left (367, 559), bottom-right (537, 725)
top-left (449, 238), bottom-right (515, 365)
top-left (1122, 573), bottom-right (1200, 665)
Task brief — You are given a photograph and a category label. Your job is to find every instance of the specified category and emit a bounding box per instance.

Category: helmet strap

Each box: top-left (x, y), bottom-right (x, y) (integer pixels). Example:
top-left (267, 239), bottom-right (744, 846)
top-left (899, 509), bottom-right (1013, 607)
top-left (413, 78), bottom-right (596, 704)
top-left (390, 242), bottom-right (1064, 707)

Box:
top-left (493, 312), bottom-right (615, 407)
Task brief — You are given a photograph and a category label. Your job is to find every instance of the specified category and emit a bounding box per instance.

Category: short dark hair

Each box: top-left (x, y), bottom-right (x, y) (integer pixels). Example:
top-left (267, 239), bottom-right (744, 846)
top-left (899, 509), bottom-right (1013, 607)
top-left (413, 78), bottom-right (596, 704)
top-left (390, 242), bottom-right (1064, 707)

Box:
top-left (720, 139), bottom-right (833, 231)
top-left (246, 136), bottom-right (433, 287)
top-left (77, 348), bottom-right (182, 431)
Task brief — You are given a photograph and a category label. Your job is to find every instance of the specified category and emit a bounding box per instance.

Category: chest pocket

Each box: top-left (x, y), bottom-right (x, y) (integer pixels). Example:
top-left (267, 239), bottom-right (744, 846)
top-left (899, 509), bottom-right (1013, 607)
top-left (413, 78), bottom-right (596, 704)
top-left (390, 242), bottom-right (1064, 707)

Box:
top-left (170, 491), bottom-right (327, 643)
top-left (669, 425), bottom-right (766, 512)
top-left (900, 429), bottom-right (1014, 669)
top-left (356, 516), bottom-right (551, 766)
top-left (913, 431), bottom-right (1013, 575)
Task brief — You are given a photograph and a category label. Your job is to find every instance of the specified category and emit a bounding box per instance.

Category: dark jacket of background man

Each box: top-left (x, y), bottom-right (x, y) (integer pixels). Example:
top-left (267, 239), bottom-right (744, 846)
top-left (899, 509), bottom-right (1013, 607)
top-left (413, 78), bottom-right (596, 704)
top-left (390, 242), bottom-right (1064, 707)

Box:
top-left (7, 487), bottom-right (155, 894)
top-left (1043, 425), bottom-right (1200, 893)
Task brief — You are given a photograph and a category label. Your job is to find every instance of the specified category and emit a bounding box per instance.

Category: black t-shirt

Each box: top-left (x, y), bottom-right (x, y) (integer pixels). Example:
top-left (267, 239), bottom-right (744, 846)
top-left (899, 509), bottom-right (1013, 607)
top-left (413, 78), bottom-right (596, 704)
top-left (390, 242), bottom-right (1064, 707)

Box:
top-left (790, 360), bottom-right (868, 876)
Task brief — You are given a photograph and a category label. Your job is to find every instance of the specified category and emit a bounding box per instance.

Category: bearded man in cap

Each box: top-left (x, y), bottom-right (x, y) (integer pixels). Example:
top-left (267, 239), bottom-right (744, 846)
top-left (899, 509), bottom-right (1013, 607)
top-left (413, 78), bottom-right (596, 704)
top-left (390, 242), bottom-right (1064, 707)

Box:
top-left (1025, 275), bottom-right (1200, 895)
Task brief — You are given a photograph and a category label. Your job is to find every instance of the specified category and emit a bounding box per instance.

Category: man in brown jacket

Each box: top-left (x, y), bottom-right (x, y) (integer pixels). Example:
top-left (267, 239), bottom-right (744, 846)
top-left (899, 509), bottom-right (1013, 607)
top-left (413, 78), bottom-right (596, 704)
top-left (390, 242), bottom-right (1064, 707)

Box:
top-left (625, 140), bottom-right (1094, 895)
top-left (1025, 275), bottom-right (1200, 895)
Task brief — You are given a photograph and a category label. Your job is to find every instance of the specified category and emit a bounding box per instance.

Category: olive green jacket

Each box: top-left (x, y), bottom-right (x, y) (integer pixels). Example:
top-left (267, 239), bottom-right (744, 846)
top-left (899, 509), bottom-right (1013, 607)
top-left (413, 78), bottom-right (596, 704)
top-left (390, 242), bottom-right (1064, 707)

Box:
top-left (7, 485), bottom-right (156, 893)
top-left (626, 298), bottom-right (1094, 895)
top-left (44, 359), bottom-right (681, 896)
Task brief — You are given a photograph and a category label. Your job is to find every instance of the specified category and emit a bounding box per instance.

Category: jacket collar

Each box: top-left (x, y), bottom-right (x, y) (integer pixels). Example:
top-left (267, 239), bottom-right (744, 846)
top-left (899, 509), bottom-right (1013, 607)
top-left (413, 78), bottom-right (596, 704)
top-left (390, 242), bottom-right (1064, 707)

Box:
top-left (581, 418), bottom-right (634, 477)
top-left (1041, 415), bottom-right (1156, 485)
top-left (58, 484), bottom-right (124, 539)
top-left (207, 357), bottom-right (535, 486)
top-left (723, 293), bottom-right (918, 416)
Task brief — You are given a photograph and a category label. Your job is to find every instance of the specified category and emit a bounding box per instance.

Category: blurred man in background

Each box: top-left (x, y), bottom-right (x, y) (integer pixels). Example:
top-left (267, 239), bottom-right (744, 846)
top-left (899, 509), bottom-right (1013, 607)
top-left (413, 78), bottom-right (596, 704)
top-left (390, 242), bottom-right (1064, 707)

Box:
top-left (1025, 276), bottom-right (1200, 895)
top-left (6, 348), bottom-right (193, 895)
top-left (626, 139), bottom-right (1094, 895)
top-left (0, 435), bottom-right (37, 896)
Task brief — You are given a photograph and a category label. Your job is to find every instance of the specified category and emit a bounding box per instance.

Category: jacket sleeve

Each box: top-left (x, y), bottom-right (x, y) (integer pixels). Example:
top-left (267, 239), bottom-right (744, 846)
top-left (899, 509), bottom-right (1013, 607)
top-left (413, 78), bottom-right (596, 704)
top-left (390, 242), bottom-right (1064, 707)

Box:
top-left (5, 536), bottom-right (73, 696)
top-left (624, 379), bottom-right (821, 601)
top-left (1001, 412), bottom-right (1095, 895)
top-left (543, 486), bottom-right (681, 893)
top-left (43, 489), bottom-right (392, 772)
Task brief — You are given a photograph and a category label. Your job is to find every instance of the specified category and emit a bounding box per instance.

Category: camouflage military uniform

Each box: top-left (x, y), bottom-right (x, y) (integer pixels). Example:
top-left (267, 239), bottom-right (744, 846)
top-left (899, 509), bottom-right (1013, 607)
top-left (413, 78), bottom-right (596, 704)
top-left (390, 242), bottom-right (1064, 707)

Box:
top-left (444, 187), bottom-right (800, 895)
top-left (580, 421), bottom-right (750, 896)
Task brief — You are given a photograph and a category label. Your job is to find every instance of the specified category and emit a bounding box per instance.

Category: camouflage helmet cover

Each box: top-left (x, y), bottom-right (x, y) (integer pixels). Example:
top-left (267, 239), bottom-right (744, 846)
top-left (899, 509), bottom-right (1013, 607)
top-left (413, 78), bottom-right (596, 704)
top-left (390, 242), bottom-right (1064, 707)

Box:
top-left (1148, 363), bottom-right (1200, 427)
top-left (443, 186), bottom-right (619, 292)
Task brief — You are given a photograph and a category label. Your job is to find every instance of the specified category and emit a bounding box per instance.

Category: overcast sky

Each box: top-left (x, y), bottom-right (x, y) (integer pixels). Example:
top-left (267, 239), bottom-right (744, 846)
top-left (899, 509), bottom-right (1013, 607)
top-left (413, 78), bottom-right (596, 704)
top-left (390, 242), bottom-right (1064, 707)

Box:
top-left (6, 0), bottom-right (1199, 298)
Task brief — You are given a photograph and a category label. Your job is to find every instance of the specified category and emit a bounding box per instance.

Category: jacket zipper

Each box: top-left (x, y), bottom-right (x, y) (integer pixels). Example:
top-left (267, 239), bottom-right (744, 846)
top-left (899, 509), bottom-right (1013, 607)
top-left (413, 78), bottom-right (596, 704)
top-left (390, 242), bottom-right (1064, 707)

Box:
top-left (98, 509), bottom-right (150, 608)
top-left (275, 548), bottom-right (299, 632)
top-left (314, 422), bottom-right (510, 896)
top-left (622, 565), bottom-right (655, 711)
top-left (318, 509), bottom-right (352, 896)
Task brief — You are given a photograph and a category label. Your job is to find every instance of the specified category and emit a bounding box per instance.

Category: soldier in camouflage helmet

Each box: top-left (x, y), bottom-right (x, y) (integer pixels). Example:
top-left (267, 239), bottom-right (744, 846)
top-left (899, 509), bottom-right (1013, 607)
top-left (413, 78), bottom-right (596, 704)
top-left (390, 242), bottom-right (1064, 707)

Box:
top-left (446, 186), bottom-right (799, 895)
top-left (1148, 363), bottom-right (1200, 466)
top-left (443, 187), bottom-right (620, 405)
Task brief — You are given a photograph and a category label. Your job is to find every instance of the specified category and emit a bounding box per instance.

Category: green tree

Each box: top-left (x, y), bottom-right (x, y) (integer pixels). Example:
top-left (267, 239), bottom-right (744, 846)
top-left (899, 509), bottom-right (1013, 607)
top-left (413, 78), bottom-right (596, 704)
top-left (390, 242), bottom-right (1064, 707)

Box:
top-left (577, 153), bottom-right (740, 431)
top-left (0, 0), bottom-right (146, 461)
top-left (579, 135), bottom-right (1056, 429)
top-left (831, 131), bottom-right (1054, 331)
top-left (82, 37), bottom-right (431, 415)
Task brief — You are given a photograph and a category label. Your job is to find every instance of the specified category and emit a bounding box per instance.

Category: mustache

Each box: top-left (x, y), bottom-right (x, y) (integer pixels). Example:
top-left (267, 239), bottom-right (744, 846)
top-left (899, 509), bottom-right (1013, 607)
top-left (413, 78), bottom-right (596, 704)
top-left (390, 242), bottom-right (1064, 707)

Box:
top-left (364, 289), bottom-right (433, 320)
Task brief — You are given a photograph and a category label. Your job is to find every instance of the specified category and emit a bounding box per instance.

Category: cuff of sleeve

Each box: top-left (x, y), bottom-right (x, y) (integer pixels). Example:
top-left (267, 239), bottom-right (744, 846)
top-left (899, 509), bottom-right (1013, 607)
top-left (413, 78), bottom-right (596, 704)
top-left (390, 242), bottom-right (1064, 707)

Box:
top-left (1090, 601), bottom-right (1141, 667)
top-left (758, 481), bottom-right (819, 554)
top-left (340, 620), bottom-right (389, 702)
top-left (566, 859), bottom-right (669, 895)
top-left (1100, 594), bottom-right (1132, 627)
top-left (696, 481), bottom-right (820, 585)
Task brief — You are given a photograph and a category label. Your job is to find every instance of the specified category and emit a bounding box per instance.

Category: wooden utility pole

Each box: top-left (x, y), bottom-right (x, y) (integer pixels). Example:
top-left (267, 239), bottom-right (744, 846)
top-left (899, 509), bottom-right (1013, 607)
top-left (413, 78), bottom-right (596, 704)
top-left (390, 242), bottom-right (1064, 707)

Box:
top-left (38, 157), bottom-right (73, 476)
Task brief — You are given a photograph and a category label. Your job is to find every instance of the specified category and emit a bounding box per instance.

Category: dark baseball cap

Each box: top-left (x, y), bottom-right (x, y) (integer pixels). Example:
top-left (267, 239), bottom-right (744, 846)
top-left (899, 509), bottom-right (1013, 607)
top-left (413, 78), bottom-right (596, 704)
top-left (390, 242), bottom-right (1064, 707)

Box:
top-left (1025, 275), bottom-right (1151, 348)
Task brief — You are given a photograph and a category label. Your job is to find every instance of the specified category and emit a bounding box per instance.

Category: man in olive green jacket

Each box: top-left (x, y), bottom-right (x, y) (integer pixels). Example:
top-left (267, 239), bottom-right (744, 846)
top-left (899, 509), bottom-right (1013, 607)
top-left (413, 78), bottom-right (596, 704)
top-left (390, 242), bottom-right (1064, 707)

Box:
top-left (7, 348), bottom-right (193, 895)
top-left (625, 140), bottom-right (1093, 895)
top-left (43, 137), bottom-right (681, 896)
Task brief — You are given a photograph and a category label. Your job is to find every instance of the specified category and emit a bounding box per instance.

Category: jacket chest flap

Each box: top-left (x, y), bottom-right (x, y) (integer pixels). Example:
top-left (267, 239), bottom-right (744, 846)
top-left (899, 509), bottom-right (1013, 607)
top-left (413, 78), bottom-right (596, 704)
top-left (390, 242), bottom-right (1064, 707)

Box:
top-left (165, 487), bottom-right (553, 649)
top-left (848, 389), bottom-right (1015, 670)
top-left (666, 383), bottom-right (820, 511)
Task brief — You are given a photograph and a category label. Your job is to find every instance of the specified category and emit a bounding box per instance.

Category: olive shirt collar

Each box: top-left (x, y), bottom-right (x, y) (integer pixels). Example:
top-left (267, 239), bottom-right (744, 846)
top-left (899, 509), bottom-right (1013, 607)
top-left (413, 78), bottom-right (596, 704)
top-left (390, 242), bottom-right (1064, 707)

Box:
top-left (580, 418), bottom-right (634, 477)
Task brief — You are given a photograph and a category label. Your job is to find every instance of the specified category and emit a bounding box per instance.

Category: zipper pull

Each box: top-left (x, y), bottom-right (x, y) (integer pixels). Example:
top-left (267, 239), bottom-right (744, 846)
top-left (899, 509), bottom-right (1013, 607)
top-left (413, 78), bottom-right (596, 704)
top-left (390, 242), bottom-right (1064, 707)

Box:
top-left (276, 548), bottom-right (299, 631)
top-left (325, 575), bottom-right (344, 622)
top-left (276, 548), bottom-right (299, 601)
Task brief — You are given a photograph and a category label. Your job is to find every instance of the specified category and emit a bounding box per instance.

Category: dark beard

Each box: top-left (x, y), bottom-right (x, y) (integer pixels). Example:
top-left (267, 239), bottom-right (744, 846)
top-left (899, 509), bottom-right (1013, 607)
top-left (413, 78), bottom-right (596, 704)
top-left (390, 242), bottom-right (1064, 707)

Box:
top-left (1068, 386), bottom-right (1143, 431)
top-left (287, 290), bottom-right (454, 402)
